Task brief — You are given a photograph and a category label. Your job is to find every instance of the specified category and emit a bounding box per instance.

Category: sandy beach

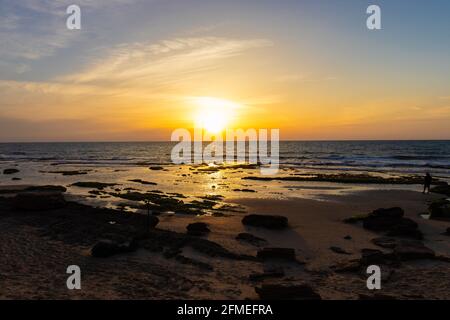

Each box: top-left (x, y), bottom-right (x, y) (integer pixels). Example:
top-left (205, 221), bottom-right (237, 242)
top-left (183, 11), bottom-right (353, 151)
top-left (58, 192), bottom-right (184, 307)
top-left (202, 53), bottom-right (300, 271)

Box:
top-left (1, 179), bottom-right (449, 300)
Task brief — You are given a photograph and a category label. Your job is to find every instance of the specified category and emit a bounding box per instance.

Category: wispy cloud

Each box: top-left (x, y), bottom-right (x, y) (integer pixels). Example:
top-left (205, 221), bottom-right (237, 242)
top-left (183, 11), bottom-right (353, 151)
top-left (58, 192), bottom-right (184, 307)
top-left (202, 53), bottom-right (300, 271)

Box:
top-left (0, 35), bottom-right (273, 120)
top-left (61, 37), bottom-right (273, 87)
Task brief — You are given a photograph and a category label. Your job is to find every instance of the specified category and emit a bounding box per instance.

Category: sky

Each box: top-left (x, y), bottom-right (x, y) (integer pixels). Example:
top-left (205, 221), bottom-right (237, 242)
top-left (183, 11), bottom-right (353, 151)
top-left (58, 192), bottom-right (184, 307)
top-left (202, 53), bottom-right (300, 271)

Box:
top-left (0, 0), bottom-right (449, 141)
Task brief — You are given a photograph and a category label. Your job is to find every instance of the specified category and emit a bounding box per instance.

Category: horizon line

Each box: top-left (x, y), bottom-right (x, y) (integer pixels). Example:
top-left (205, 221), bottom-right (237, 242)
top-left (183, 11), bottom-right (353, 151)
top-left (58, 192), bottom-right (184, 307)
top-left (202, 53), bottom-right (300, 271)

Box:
top-left (0, 139), bottom-right (450, 144)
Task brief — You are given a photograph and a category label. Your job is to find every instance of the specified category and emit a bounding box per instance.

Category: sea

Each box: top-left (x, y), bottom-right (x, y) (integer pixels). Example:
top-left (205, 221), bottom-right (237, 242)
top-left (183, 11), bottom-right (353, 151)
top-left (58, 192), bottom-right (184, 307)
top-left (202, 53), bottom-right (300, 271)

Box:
top-left (1, 140), bottom-right (449, 205)
top-left (0, 141), bottom-right (449, 177)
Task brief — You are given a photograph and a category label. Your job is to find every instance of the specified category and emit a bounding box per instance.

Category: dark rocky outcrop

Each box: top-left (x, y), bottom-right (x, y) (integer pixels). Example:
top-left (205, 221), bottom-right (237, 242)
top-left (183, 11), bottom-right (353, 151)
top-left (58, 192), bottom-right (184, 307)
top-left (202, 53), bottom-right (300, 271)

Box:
top-left (3, 168), bottom-right (19, 174)
top-left (363, 240), bottom-right (435, 264)
top-left (91, 239), bottom-right (138, 258)
top-left (11, 192), bottom-right (67, 211)
top-left (333, 237), bottom-right (443, 274)
top-left (255, 284), bottom-right (321, 300)
top-left (233, 189), bottom-right (256, 193)
top-left (345, 207), bottom-right (423, 240)
top-left (393, 241), bottom-right (435, 261)
top-left (149, 166), bottom-right (164, 171)
top-left (128, 179), bottom-right (157, 185)
top-left (186, 222), bottom-right (210, 236)
top-left (48, 170), bottom-right (89, 176)
top-left (430, 183), bottom-right (450, 196)
top-left (249, 268), bottom-right (285, 281)
top-left (135, 229), bottom-right (255, 261)
top-left (243, 173), bottom-right (425, 185)
top-left (329, 246), bottom-right (351, 255)
top-left (332, 260), bottom-right (362, 273)
top-left (257, 247), bottom-right (296, 261)
top-left (371, 236), bottom-right (398, 248)
top-left (384, 218), bottom-right (423, 239)
top-left (360, 248), bottom-right (392, 265)
top-left (25, 185), bottom-right (67, 193)
top-left (174, 255), bottom-right (213, 271)
top-left (362, 207), bottom-right (405, 230)
top-left (429, 199), bottom-right (450, 220)
top-left (72, 182), bottom-right (117, 190)
top-left (236, 233), bottom-right (267, 246)
top-left (242, 214), bottom-right (288, 229)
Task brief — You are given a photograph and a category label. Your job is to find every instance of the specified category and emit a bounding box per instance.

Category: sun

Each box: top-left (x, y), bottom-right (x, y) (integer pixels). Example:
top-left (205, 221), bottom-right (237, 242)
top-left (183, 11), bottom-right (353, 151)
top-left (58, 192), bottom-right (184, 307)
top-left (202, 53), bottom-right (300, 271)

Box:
top-left (193, 97), bottom-right (239, 133)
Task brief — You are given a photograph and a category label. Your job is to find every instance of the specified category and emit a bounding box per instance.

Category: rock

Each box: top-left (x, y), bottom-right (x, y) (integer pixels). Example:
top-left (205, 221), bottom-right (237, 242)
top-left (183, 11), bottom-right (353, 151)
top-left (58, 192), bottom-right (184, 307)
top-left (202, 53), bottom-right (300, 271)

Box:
top-left (385, 218), bottom-right (423, 239)
top-left (257, 247), bottom-right (296, 261)
top-left (332, 260), bottom-right (361, 273)
top-left (91, 239), bottom-right (137, 258)
top-left (149, 166), bottom-right (164, 171)
top-left (360, 207), bottom-right (423, 239)
top-left (11, 192), bottom-right (67, 211)
top-left (242, 214), bottom-right (288, 229)
top-left (329, 246), bottom-right (351, 255)
top-left (370, 238), bottom-right (435, 262)
top-left (187, 237), bottom-right (254, 260)
top-left (429, 199), bottom-right (450, 220)
top-left (233, 189), bottom-right (256, 193)
top-left (393, 242), bottom-right (435, 261)
top-left (72, 182), bottom-right (117, 190)
top-left (430, 183), bottom-right (450, 196)
top-left (255, 284), bottom-right (321, 300)
top-left (249, 269), bottom-right (285, 281)
top-left (186, 222), bottom-right (210, 236)
top-left (25, 185), bottom-right (67, 193)
top-left (444, 227), bottom-right (450, 236)
top-left (360, 248), bottom-right (390, 265)
top-left (371, 237), bottom-right (398, 249)
top-left (163, 248), bottom-right (182, 258)
top-left (434, 255), bottom-right (450, 263)
top-left (371, 207), bottom-right (404, 218)
top-left (363, 207), bottom-right (405, 231)
top-left (175, 255), bottom-right (213, 271)
top-left (128, 179), bottom-right (157, 185)
top-left (143, 214), bottom-right (159, 228)
top-left (236, 233), bottom-right (267, 246)
top-left (3, 168), bottom-right (19, 174)
top-left (48, 170), bottom-right (89, 176)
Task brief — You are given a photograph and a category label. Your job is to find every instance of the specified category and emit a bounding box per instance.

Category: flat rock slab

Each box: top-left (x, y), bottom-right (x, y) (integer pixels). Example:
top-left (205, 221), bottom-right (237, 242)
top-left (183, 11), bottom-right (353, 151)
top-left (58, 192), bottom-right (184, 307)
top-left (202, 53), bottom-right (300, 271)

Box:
top-left (249, 269), bottom-right (285, 281)
top-left (186, 222), bottom-right (210, 236)
top-left (257, 247), bottom-right (296, 261)
top-left (11, 192), bottom-right (67, 211)
top-left (242, 214), bottom-right (288, 229)
top-left (329, 246), bottom-right (351, 255)
top-left (91, 239), bottom-right (137, 258)
top-left (393, 243), bottom-right (435, 261)
top-left (345, 207), bottom-right (423, 240)
top-left (236, 233), bottom-right (267, 246)
top-left (3, 168), bottom-right (20, 175)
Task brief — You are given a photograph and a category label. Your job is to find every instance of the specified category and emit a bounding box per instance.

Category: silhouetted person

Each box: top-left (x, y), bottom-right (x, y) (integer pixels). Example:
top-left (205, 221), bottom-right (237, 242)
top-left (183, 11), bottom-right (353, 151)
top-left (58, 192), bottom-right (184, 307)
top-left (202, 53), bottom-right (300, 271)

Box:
top-left (423, 172), bottom-right (432, 194)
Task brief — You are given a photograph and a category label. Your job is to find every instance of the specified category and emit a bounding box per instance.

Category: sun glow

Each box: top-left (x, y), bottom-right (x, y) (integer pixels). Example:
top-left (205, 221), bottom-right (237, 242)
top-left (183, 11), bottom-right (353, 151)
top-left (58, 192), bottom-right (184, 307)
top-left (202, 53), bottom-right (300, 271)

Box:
top-left (193, 97), bottom-right (239, 133)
